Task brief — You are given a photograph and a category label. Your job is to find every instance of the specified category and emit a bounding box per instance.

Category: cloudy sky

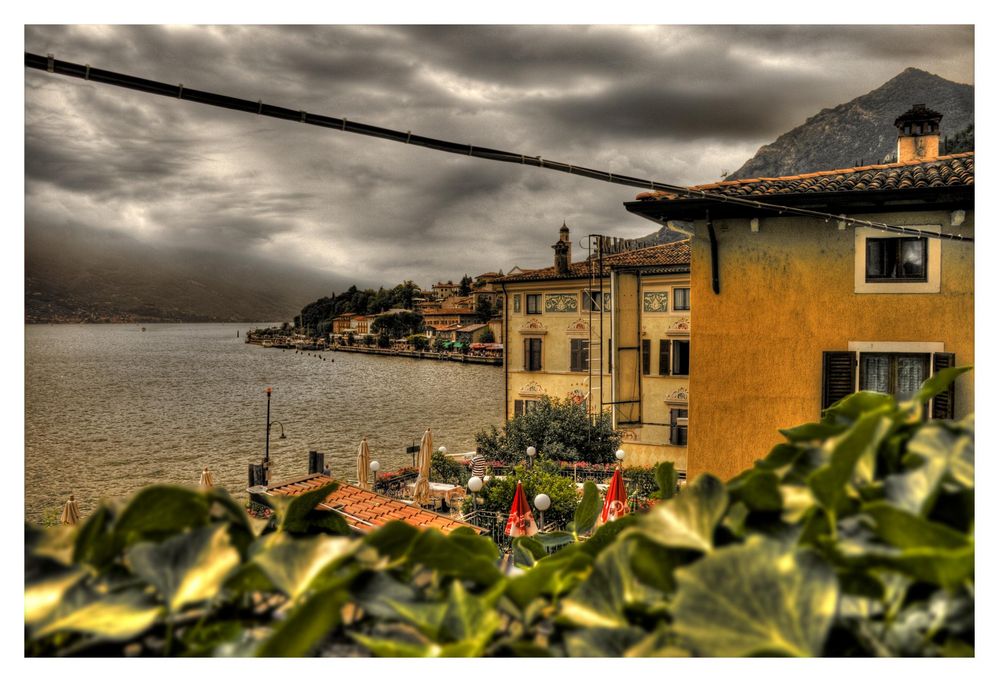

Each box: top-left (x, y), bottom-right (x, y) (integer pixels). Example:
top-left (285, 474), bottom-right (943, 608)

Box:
top-left (24, 25), bottom-right (974, 290)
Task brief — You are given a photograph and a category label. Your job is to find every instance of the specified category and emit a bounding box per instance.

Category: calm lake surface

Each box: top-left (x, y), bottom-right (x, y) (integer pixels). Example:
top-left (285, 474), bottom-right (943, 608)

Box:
top-left (24, 323), bottom-right (503, 521)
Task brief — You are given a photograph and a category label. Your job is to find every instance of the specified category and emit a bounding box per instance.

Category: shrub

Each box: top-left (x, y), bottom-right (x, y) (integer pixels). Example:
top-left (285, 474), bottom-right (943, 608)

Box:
top-left (429, 451), bottom-right (467, 486)
top-left (464, 461), bottom-right (579, 529)
top-left (475, 396), bottom-right (620, 464)
top-left (407, 334), bottom-right (430, 351)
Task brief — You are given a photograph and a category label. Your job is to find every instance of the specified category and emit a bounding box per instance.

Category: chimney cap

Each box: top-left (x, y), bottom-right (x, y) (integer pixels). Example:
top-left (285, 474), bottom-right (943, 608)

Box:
top-left (894, 103), bottom-right (943, 128)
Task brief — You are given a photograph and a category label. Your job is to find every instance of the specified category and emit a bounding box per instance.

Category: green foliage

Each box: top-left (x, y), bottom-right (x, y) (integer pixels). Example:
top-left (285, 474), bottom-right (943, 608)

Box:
top-left (479, 328), bottom-right (495, 343)
top-left (464, 462), bottom-right (579, 529)
top-left (371, 311), bottom-right (424, 339)
top-left (941, 123), bottom-right (974, 155)
top-left (429, 451), bottom-right (466, 486)
top-left (407, 334), bottom-right (430, 351)
top-left (475, 396), bottom-right (621, 464)
top-left (458, 274), bottom-right (473, 297)
top-left (474, 296), bottom-right (495, 322)
top-left (377, 330), bottom-right (391, 348)
top-left (25, 369), bottom-right (973, 657)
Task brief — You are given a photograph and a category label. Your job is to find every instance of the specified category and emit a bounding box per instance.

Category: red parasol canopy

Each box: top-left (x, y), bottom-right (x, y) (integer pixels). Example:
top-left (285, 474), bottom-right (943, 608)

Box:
top-left (504, 480), bottom-right (538, 537)
top-left (598, 468), bottom-right (629, 526)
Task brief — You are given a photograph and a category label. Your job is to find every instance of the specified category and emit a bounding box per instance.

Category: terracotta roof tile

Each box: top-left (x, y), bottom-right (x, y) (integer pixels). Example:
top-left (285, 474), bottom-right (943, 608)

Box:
top-left (264, 474), bottom-right (485, 535)
top-left (634, 152), bottom-right (974, 202)
top-left (496, 240), bottom-right (690, 283)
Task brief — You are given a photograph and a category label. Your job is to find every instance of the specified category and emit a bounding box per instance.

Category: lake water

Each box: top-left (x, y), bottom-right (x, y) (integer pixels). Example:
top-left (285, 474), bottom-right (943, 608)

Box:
top-left (24, 323), bottom-right (503, 521)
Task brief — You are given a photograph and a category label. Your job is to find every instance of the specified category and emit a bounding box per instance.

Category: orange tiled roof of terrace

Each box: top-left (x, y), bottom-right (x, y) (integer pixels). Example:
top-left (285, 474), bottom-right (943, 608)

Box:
top-left (259, 473), bottom-right (486, 535)
top-left (634, 152), bottom-right (974, 202)
top-left (496, 240), bottom-right (690, 283)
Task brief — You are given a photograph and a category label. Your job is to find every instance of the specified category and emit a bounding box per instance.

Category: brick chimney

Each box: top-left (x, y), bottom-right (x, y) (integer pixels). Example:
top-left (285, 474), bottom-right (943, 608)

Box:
top-left (552, 221), bottom-right (571, 275)
top-left (894, 103), bottom-right (943, 163)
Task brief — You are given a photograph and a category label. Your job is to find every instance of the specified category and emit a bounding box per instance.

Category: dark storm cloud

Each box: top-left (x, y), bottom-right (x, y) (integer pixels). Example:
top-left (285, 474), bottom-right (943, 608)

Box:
top-left (24, 24), bottom-right (973, 290)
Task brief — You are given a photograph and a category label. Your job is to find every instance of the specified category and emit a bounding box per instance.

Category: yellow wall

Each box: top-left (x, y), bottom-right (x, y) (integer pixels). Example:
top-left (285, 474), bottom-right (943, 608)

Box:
top-left (687, 209), bottom-right (974, 481)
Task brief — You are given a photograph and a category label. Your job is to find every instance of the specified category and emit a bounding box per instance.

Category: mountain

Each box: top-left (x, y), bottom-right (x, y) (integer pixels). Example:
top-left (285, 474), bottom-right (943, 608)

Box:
top-left (728, 68), bottom-right (973, 180)
top-left (25, 223), bottom-right (342, 323)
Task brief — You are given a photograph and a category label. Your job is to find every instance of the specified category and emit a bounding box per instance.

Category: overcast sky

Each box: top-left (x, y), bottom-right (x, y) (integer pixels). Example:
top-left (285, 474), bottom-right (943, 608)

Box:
top-left (24, 25), bottom-right (974, 289)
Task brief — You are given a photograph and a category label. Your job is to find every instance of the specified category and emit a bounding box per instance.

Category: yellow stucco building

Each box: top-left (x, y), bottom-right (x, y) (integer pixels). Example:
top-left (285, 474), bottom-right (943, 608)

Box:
top-left (497, 225), bottom-right (692, 470)
top-left (625, 104), bottom-right (974, 480)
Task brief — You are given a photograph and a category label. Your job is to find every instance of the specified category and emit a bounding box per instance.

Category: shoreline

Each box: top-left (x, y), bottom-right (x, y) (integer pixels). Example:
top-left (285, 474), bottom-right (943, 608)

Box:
top-left (331, 344), bottom-right (502, 366)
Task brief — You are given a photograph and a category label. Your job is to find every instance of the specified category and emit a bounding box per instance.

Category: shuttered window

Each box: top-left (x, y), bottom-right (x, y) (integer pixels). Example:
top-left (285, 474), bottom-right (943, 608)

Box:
top-left (570, 339), bottom-right (589, 372)
top-left (672, 340), bottom-right (690, 376)
top-left (931, 352), bottom-right (957, 419)
top-left (513, 399), bottom-right (540, 418)
top-left (670, 408), bottom-right (688, 446)
top-left (607, 336), bottom-right (612, 372)
top-left (860, 353), bottom-right (930, 401)
top-left (658, 340), bottom-right (670, 376)
top-left (526, 294), bottom-right (541, 314)
top-left (822, 351), bottom-right (857, 410)
top-left (673, 287), bottom-right (690, 311)
top-left (641, 339), bottom-right (651, 375)
top-left (524, 338), bottom-right (542, 371)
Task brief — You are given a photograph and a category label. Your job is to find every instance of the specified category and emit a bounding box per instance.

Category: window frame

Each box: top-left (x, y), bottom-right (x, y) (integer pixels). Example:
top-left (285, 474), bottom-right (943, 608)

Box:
top-left (854, 226), bottom-right (941, 294)
top-left (673, 287), bottom-right (691, 311)
top-left (859, 351), bottom-right (931, 401)
top-left (864, 236), bottom-right (929, 283)
top-left (525, 293), bottom-right (542, 315)
top-left (671, 339), bottom-right (690, 376)
top-left (524, 337), bottom-right (543, 371)
top-left (569, 338), bottom-right (590, 372)
top-left (669, 408), bottom-right (688, 446)
top-left (641, 339), bottom-right (651, 376)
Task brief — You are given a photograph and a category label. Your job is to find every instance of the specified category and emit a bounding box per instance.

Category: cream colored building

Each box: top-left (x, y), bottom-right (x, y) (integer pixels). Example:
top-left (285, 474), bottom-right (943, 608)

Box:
top-left (497, 224), bottom-right (692, 470)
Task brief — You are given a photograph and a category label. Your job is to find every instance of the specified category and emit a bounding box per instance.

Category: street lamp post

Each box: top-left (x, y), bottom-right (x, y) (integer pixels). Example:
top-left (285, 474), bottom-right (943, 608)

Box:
top-left (370, 460), bottom-right (380, 488)
top-left (263, 387), bottom-right (287, 485)
top-left (534, 493), bottom-right (551, 531)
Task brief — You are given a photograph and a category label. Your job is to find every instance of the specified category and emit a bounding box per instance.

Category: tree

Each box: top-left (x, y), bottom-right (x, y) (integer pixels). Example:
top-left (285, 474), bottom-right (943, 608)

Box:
top-left (475, 396), bottom-right (621, 464)
top-left (370, 311), bottom-right (424, 338)
top-left (377, 330), bottom-right (391, 348)
top-left (458, 274), bottom-right (473, 296)
top-left (480, 328), bottom-right (495, 344)
top-left (474, 296), bottom-right (495, 323)
top-left (942, 123), bottom-right (974, 155)
top-left (407, 334), bottom-right (430, 351)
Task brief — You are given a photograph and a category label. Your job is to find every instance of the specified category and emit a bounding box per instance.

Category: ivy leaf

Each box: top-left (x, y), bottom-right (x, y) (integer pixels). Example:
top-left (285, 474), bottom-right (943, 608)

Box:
top-left (779, 421), bottom-right (847, 442)
top-left (127, 524), bottom-right (240, 612)
top-left (439, 580), bottom-right (503, 645)
top-left (727, 469), bottom-right (783, 512)
top-left (250, 533), bottom-right (359, 601)
top-left (808, 409), bottom-right (893, 511)
top-left (822, 391), bottom-right (896, 424)
top-left (24, 568), bottom-right (87, 627)
top-left (512, 536), bottom-right (547, 567)
top-left (885, 421), bottom-right (974, 515)
top-left (34, 589), bottom-right (164, 641)
top-left (903, 366), bottom-right (972, 408)
top-left (630, 474), bottom-right (727, 552)
top-left (671, 538), bottom-right (838, 656)
top-left (862, 502), bottom-right (969, 550)
top-left (564, 626), bottom-right (647, 657)
top-left (654, 462), bottom-right (678, 499)
top-left (505, 546), bottom-right (593, 609)
top-left (114, 485), bottom-right (212, 544)
top-left (406, 528), bottom-right (502, 586)
top-left (561, 538), bottom-right (667, 629)
top-left (256, 584), bottom-right (349, 657)
top-left (573, 481), bottom-right (601, 537)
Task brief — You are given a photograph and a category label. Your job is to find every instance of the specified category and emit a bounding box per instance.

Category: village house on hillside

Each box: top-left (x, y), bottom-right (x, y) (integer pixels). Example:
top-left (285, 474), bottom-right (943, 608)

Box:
top-left (625, 103), bottom-right (974, 480)
top-left (497, 224), bottom-right (692, 470)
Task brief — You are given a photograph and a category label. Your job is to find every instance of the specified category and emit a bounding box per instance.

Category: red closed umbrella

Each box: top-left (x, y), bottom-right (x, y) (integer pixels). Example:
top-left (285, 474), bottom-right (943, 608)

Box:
top-left (504, 480), bottom-right (538, 537)
top-left (598, 468), bottom-right (629, 526)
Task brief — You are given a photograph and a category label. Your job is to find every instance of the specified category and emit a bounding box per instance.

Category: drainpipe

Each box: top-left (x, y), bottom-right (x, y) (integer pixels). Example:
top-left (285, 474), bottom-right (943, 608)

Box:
top-left (706, 210), bottom-right (720, 295)
top-left (501, 282), bottom-right (509, 424)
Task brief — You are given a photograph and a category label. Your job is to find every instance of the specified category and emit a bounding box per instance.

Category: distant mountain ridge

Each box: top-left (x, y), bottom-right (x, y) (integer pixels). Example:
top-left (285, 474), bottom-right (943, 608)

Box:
top-left (728, 68), bottom-right (973, 180)
top-left (25, 223), bottom-right (339, 323)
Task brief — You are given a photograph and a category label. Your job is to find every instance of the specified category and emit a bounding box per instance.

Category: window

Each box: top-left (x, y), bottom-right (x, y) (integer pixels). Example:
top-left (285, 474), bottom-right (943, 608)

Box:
top-left (607, 336), bottom-right (612, 372)
top-left (860, 353), bottom-right (929, 401)
top-left (865, 237), bottom-right (928, 282)
top-left (570, 339), bottom-right (589, 372)
top-left (670, 408), bottom-right (688, 446)
top-left (672, 340), bottom-right (690, 376)
top-left (641, 339), bottom-right (651, 375)
top-left (513, 294), bottom-right (521, 313)
top-left (524, 338), bottom-right (542, 371)
top-left (526, 293), bottom-right (541, 315)
top-left (583, 290), bottom-right (608, 312)
top-left (673, 287), bottom-right (690, 311)
top-left (658, 340), bottom-right (670, 376)
top-left (513, 399), bottom-right (540, 417)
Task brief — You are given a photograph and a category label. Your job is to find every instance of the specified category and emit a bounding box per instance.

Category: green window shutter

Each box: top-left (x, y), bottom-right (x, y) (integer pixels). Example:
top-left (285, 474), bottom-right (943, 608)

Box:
top-left (658, 340), bottom-right (670, 376)
top-left (642, 339), bottom-right (651, 375)
top-left (931, 352), bottom-right (957, 419)
top-left (822, 351), bottom-right (857, 410)
top-left (514, 400), bottom-right (524, 418)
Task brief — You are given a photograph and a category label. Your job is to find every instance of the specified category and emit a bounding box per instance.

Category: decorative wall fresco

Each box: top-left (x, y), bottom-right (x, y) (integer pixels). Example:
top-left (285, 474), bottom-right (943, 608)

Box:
top-left (545, 293), bottom-right (578, 313)
top-left (643, 291), bottom-right (670, 312)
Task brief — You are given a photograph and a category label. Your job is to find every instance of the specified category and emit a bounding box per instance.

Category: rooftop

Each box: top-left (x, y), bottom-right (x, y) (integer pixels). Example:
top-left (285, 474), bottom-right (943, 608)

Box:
top-left (497, 240), bottom-right (691, 283)
top-left (634, 152), bottom-right (973, 202)
top-left (261, 473), bottom-right (485, 535)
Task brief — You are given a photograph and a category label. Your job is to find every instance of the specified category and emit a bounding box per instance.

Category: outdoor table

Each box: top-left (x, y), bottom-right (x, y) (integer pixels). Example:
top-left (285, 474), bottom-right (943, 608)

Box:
top-left (406, 481), bottom-right (464, 503)
top-left (576, 482), bottom-right (609, 492)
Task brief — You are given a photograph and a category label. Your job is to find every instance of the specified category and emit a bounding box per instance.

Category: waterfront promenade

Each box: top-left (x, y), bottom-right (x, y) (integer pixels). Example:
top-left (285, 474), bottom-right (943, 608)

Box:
top-left (330, 344), bottom-right (501, 366)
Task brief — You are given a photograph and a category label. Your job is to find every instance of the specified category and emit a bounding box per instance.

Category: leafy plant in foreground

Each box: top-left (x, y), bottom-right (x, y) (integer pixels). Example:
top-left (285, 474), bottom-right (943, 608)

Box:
top-left (25, 368), bottom-right (973, 656)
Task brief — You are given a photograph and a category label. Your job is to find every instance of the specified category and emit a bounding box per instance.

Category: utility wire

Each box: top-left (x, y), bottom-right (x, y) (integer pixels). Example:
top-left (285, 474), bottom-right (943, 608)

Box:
top-left (26, 52), bottom-right (973, 243)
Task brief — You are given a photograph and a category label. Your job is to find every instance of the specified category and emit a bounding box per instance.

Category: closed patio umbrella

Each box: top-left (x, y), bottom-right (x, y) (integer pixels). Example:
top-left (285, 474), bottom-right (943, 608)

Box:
top-left (357, 437), bottom-right (372, 490)
top-left (597, 468), bottom-right (629, 526)
top-left (59, 494), bottom-right (81, 526)
top-left (412, 428), bottom-right (433, 505)
top-left (504, 481), bottom-right (537, 537)
top-left (199, 467), bottom-right (215, 488)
